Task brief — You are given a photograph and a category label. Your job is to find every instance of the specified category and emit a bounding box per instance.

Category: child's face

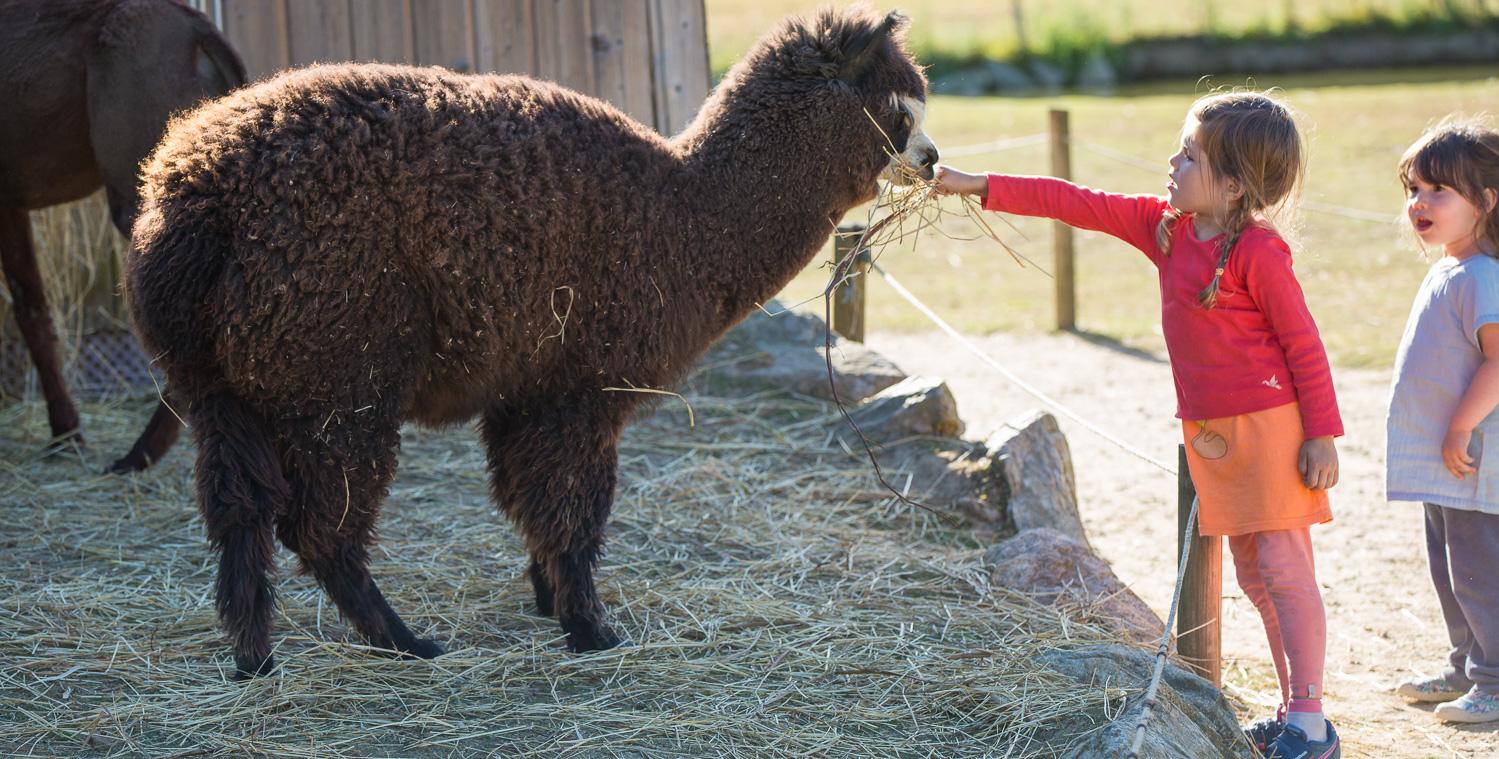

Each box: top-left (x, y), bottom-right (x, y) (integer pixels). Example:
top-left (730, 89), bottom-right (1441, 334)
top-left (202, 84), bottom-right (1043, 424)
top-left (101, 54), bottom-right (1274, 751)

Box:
top-left (1167, 122), bottom-right (1234, 219)
top-left (1405, 174), bottom-right (1487, 256)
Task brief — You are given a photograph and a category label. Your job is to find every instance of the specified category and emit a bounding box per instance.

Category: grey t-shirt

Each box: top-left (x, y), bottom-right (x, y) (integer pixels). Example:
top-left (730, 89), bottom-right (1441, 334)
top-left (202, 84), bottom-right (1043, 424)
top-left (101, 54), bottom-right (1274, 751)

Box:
top-left (1387, 254), bottom-right (1499, 514)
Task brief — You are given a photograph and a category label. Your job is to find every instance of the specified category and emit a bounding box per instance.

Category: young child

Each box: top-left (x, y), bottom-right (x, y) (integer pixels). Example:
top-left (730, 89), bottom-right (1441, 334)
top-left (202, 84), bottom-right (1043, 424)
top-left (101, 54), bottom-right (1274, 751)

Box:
top-left (935, 91), bottom-right (1342, 757)
top-left (1387, 121), bottom-right (1499, 724)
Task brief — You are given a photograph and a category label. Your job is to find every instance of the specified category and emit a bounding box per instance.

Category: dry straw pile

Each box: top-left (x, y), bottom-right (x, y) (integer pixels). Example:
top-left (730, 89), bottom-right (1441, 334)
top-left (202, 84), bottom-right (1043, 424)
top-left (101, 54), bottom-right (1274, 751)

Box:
top-left (2, 378), bottom-right (1135, 757)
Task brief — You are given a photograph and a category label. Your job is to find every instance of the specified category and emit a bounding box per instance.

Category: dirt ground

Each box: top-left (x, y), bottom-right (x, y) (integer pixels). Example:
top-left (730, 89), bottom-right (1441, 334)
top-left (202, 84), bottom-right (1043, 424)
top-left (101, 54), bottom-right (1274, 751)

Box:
top-left (865, 329), bottom-right (1498, 759)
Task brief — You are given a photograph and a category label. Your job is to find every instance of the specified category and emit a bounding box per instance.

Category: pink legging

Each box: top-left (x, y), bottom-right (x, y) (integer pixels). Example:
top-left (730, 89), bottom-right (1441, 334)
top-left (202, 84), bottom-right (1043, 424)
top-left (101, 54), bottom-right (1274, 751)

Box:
top-left (1229, 527), bottom-right (1326, 712)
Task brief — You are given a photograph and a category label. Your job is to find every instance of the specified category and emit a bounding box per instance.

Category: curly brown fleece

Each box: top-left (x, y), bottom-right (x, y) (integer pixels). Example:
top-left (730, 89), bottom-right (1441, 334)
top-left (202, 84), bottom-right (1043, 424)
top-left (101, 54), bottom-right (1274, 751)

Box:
top-left (126, 6), bottom-right (928, 678)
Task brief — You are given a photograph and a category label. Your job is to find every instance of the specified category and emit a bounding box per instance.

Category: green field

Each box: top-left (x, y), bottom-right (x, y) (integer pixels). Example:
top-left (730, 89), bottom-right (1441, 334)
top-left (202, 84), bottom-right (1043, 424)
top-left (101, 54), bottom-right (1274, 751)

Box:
top-left (705, 0), bottom-right (1496, 75)
top-left (771, 68), bottom-right (1499, 368)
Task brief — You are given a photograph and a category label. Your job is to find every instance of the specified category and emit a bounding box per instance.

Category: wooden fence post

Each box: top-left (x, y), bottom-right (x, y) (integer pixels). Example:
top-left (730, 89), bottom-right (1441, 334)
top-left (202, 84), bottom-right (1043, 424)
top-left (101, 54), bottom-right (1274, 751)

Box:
top-left (832, 223), bottom-right (870, 342)
top-left (1177, 444), bottom-right (1222, 686)
top-left (1049, 108), bottom-right (1076, 331)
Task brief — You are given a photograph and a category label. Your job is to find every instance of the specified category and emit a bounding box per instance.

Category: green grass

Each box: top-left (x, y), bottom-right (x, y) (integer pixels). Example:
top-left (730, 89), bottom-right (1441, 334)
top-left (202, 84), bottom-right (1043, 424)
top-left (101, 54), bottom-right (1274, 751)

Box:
top-left (706, 1), bottom-right (1499, 77)
top-left (773, 67), bottom-right (1499, 368)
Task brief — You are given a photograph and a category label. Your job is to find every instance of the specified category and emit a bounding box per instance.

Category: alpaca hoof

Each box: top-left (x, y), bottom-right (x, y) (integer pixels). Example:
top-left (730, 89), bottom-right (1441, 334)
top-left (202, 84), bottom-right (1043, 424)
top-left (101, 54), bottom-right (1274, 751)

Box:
top-left (533, 596), bottom-right (555, 618)
top-left (563, 619), bottom-right (624, 653)
top-left (401, 638), bottom-right (446, 660)
top-left (233, 653), bottom-right (276, 680)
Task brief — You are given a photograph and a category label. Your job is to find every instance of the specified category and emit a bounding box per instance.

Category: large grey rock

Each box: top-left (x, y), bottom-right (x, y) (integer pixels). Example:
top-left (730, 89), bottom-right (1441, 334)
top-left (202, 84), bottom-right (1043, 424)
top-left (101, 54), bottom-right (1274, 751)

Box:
top-left (702, 302), bottom-right (906, 402)
top-left (986, 410), bottom-right (1086, 546)
top-left (985, 528), bottom-right (1160, 643)
top-left (841, 376), bottom-right (963, 444)
top-left (983, 61), bottom-right (1036, 93)
top-left (1038, 644), bottom-right (1251, 758)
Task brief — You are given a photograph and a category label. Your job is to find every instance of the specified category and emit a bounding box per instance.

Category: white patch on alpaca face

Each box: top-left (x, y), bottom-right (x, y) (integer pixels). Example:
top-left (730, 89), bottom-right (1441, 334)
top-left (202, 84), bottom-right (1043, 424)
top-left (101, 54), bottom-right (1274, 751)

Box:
top-left (882, 95), bottom-right (939, 184)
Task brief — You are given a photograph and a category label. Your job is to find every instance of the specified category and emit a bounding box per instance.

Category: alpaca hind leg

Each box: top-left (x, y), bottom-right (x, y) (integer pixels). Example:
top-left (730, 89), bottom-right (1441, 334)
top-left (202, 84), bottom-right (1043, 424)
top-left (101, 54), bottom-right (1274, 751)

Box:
top-left (191, 393), bottom-right (290, 679)
top-left (279, 422), bottom-right (443, 660)
top-left (484, 406), bottom-right (623, 652)
top-left (0, 207), bottom-right (81, 448)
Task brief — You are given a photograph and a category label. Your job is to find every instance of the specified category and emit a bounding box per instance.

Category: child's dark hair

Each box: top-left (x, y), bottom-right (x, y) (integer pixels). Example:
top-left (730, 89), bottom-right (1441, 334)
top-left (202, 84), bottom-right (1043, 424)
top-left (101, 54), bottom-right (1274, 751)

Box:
top-left (1156, 91), bottom-right (1306, 308)
top-left (1398, 119), bottom-right (1499, 257)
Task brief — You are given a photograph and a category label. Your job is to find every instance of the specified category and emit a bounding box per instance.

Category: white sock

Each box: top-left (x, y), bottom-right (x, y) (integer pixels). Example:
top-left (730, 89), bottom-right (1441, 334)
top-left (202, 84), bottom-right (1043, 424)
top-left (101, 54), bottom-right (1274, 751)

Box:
top-left (1286, 710), bottom-right (1326, 742)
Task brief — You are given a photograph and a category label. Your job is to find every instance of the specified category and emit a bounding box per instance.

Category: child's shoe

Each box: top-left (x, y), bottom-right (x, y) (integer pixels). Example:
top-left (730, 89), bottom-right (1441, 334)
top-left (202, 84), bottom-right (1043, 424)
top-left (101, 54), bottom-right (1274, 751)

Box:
top-left (1262, 720), bottom-right (1339, 759)
top-left (1242, 704), bottom-right (1286, 752)
top-left (1395, 672), bottom-right (1472, 703)
top-left (1433, 688), bottom-right (1499, 723)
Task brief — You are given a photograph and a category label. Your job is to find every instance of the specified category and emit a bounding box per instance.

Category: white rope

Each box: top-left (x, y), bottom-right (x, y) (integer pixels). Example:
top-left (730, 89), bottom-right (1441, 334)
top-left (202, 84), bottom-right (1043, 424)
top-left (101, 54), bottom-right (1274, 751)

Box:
top-left (1126, 495), bottom-right (1200, 759)
top-left (871, 263), bottom-right (1177, 477)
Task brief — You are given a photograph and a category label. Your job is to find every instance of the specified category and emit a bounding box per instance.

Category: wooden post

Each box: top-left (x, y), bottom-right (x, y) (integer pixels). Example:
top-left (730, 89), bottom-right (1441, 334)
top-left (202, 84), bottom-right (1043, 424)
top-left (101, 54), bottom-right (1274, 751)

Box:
top-left (1177, 444), bottom-right (1222, 686)
top-left (832, 223), bottom-right (870, 342)
top-left (1049, 108), bottom-right (1076, 331)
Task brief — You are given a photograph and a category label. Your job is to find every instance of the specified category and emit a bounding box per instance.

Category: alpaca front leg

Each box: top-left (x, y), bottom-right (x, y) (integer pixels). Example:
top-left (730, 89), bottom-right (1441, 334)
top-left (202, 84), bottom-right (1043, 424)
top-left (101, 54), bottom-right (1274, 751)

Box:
top-left (483, 406), bottom-right (624, 652)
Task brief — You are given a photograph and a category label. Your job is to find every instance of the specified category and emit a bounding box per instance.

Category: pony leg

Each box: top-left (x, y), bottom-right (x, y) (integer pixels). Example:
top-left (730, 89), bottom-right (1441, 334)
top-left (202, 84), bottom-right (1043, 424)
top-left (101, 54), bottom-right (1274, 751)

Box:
top-left (0, 206), bottom-right (81, 447)
top-left (482, 404), bottom-right (623, 652)
top-left (191, 392), bottom-right (289, 679)
top-left (277, 418), bottom-right (443, 660)
top-left (108, 400), bottom-right (183, 473)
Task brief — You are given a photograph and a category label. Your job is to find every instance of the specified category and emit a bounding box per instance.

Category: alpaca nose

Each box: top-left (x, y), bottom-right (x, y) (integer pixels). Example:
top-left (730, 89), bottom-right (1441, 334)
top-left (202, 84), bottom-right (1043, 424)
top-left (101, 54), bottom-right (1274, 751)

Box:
top-left (919, 146), bottom-right (939, 169)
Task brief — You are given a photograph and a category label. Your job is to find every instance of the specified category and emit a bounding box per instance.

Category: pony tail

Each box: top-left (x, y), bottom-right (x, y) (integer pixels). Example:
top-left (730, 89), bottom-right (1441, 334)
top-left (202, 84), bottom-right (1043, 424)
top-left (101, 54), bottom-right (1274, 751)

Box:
top-left (1197, 206), bottom-right (1251, 309)
top-left (1157, 208), bottom-right (1182, 255)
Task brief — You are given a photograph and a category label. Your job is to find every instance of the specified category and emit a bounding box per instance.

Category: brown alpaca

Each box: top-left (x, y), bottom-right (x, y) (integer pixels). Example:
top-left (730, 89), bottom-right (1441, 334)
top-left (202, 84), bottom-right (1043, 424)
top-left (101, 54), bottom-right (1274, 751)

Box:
top-left (0, 0), bottom-right (244, 470)
top-left (126, 7), bottom-right (937, 678)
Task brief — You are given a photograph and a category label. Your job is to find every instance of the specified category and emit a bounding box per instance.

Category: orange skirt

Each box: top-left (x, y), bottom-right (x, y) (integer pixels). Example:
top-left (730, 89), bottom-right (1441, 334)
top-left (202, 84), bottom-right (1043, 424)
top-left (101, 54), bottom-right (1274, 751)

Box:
top-left (1181, 401), bottom-right (1332, 537)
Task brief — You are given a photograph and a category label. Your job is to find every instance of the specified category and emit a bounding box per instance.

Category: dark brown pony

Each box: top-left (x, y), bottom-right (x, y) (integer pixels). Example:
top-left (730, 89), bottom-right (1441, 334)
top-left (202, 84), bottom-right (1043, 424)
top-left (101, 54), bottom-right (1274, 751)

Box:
top-left (0, 0), bottom-right (244, 471)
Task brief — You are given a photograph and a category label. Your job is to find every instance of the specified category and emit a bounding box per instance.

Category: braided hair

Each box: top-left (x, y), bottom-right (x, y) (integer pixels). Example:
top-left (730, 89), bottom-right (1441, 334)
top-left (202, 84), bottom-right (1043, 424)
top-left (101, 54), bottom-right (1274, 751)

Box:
top-left (1156, 91), bottom-right (1306, 309)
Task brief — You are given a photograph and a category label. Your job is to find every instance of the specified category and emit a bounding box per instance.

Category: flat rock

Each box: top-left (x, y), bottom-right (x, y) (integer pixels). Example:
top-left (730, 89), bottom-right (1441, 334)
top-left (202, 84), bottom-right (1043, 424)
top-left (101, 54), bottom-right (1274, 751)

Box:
top-left (1038, 644), bottom-right (1251, 758)
top-left (702, 302), bottom-right (906, 403)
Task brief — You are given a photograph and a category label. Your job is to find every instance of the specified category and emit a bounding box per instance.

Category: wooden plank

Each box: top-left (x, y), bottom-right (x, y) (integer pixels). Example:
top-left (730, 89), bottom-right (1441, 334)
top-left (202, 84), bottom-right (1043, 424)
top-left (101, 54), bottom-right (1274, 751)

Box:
top-left (411, 0), bottom-right (475, 72)
top-left (474, 0), bottom-right (534, 75)
top-left (220, 0), bottom-right (290, 82)
top-left (351, 0), bottom-right (415, 63)
top-left (1049, 109), bottom-right (1075, 331)
top-left (287, 0), bottom-right (354, 67)
top-left (590, 0), bottom-right (653, 123)
top-left (535, 0), bottom-right (594, 93)
top-left (647, 0), bottom-right (709, 135)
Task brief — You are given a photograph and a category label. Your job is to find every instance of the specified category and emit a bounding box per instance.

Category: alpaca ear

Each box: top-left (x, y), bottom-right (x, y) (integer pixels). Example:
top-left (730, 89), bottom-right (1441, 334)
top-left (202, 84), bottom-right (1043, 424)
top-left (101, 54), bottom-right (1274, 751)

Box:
top-left (837, 11), bottom-right (902, 82)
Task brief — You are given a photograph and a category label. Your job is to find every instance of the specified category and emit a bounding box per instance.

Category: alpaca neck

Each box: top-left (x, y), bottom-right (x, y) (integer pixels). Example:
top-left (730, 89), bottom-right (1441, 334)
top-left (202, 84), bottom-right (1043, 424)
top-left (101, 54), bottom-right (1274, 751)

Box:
top-left (671, 124), bottom-right (855, 338)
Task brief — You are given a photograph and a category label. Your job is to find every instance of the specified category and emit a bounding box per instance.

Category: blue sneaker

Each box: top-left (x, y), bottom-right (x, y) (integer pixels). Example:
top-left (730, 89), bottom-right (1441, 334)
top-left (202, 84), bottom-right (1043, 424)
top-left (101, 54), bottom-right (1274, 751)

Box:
top-left (1242, 705), bottom-right (1286, 753)
top-left (1263, 720), bottom-right (1339, 759)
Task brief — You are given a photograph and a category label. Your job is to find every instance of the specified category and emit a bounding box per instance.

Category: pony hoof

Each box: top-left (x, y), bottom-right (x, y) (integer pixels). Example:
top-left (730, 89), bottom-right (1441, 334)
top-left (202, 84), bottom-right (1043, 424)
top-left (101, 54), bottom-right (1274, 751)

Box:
top-left (233, 654), bottom-right (276, 680)
top-left (106, 453), bottom-right (150, 475)
top-left (564, 621), bottom-right (624, 653)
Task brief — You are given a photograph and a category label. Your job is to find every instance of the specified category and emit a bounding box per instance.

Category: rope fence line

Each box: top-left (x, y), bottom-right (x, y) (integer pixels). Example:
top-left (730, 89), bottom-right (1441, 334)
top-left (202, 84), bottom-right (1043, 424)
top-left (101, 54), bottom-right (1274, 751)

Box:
top-left (871, 263), bottom-right (1176, 477)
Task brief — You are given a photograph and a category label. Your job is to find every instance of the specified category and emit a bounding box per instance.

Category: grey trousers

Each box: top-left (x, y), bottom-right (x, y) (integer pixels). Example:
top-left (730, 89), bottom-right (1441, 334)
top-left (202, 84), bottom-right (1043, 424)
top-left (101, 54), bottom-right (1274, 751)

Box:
top-left (1425, 503), bottom-right (1499, 694)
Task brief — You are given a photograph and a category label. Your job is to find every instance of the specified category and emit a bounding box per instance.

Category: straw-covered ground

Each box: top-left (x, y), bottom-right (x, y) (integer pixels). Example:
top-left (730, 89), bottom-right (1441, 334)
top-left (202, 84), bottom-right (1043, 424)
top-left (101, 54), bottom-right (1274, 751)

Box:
top-left (1, 379), bottom-right (1142, 757)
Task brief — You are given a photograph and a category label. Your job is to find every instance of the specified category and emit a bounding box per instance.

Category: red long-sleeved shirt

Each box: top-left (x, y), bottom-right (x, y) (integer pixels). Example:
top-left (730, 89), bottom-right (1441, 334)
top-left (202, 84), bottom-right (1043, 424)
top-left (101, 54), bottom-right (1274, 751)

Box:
top-left (985, 173), bottom-right (1343, 437)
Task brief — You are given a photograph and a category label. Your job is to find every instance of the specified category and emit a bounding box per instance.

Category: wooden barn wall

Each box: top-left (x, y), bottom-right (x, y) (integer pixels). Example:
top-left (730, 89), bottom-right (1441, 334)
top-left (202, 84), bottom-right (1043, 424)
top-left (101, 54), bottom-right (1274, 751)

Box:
top-left (189, 0), bottom-right (709, 135)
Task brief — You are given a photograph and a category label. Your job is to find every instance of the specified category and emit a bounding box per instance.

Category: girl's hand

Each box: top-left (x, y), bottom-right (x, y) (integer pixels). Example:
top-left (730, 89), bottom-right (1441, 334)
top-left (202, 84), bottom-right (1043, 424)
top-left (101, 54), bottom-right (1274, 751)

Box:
top-left (1442, 427), bottom-right (1478, 479)
top-left (933, 166), bottom-right (986, 198)
top-left (1298, 436), bottom-right (1339, 490)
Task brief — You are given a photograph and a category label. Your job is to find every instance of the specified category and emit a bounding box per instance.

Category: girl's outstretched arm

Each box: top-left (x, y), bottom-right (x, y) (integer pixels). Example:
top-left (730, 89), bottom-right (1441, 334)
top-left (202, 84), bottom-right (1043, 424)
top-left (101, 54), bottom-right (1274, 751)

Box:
top-left (935, 166), bottom-right (1170, 265)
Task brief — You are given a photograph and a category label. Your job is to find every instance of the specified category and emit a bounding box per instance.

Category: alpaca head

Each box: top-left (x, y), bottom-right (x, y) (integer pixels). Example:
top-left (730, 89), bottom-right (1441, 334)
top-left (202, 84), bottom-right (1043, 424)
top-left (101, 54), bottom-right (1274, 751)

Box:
top-left (686, 6), bottom-right (936, 207)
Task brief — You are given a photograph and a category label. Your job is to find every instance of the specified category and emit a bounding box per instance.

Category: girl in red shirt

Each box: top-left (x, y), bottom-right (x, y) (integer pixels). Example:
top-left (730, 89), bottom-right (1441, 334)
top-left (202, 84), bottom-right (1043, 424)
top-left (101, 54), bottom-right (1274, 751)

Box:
top-left (936, 92), bottom-right (1342, 758)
